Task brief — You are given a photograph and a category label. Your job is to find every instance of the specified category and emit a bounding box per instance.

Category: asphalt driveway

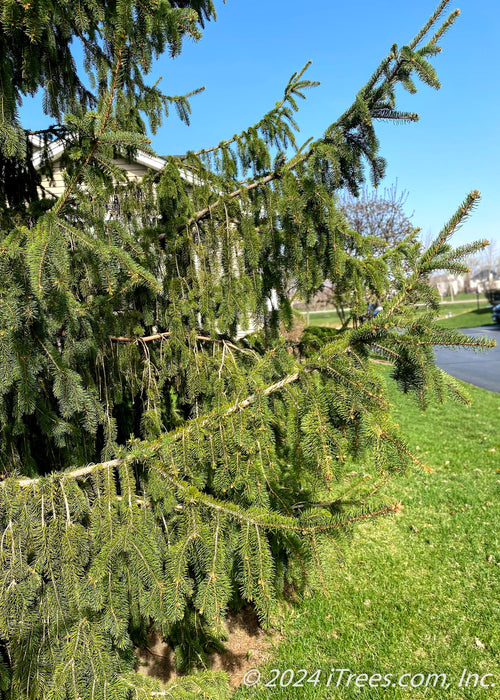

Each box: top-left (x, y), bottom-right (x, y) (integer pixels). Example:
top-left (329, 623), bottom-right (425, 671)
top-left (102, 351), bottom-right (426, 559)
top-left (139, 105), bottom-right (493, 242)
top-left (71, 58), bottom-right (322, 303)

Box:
top-left (434, 325), bottom-right (500, 394)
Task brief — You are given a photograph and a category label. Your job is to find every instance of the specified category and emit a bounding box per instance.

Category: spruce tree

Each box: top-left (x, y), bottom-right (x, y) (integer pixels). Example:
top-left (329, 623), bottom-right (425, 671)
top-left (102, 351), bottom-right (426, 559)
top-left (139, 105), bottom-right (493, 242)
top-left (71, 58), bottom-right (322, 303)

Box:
top-left (329, 184), bottom-right (416, 323)
top-left (0, 1), bottom-right (494, 697)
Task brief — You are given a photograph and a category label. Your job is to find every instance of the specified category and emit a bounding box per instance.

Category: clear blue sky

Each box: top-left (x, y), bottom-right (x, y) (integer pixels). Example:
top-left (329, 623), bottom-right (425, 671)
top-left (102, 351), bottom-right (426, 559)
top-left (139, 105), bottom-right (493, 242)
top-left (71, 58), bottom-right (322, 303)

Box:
top-left (20, 0), bottom-right (499, 248)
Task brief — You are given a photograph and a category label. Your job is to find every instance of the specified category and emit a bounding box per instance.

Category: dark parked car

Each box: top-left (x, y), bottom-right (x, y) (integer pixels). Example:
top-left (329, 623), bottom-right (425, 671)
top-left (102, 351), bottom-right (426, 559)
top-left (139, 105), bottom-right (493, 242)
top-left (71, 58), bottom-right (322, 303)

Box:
top-left (493, 304), bottom-right (500, 323)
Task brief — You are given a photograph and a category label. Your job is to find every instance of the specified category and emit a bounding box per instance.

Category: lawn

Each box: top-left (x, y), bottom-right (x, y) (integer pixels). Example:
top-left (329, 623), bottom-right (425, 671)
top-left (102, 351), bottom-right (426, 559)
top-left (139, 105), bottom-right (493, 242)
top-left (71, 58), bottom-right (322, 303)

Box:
top-left (234, 368), bottom-right (500, 698)
top-left (438, 307), bottom-right (495, 329)
top-left (436, 292), bottom-right (482, 303)
top-left (434, 301), bottom-right (487, 318)
top-left (295, 300), bottom-right (493, 330)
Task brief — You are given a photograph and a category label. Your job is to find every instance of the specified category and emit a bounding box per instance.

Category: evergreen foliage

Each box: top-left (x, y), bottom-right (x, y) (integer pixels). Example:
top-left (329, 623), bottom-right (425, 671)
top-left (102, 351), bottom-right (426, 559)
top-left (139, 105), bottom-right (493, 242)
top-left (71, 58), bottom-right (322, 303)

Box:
top-left (329, 183), bottom-right (416, 323)
top-left (0, 0), bottom-right (494, 697)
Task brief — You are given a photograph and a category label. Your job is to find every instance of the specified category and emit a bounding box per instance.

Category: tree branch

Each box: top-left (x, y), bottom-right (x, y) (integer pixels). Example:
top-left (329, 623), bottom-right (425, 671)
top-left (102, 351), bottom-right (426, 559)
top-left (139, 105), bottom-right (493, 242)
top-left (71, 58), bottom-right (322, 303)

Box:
top-left (2, 369), bottom-right (307, 487)
top-left (53, 43), bottom-right (125, 216)
top-left (162, 163), bottom-right (306, 239)
top-left (109, 332), bottom-right (254, 355)
top-left (166, 24), bottom-right (445, 236)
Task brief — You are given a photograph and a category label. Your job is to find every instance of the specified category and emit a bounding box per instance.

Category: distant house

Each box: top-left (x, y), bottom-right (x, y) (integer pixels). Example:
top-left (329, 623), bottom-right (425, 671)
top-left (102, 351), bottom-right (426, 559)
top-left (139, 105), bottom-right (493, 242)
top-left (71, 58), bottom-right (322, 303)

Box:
top-left (428, 272), bottom-right (465, 299)
top-left (30, 136), bottom-right (256, 338)
top-left (468, 268), bottom-right (500, 295)
top-left (29, 135), bottom-right (193, 202)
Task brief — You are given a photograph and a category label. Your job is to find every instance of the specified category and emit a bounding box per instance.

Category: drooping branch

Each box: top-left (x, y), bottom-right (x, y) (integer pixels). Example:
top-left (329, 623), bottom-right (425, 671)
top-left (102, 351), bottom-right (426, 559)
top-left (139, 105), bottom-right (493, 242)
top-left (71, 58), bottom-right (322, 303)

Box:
top-left (110, 331), bottom-right (212, 343)
top-left (2, 368), bottom-right (307, 487)
top-left (53, 42), bottom-right (125, 216)
top-left (168, 8), bottom-right (460, 236)
top-left (184, 61), bottom-right (318, 160)
top-left (158, 469), bottom-right (403, 533)
top-left (164, 163), bottom-right (306, 239)
top-left (109, 332), bottom-right (254, 356)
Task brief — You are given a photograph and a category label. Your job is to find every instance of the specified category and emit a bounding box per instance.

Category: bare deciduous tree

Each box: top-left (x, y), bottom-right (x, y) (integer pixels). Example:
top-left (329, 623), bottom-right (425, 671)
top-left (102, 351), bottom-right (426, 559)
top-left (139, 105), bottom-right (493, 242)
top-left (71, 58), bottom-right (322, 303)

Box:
top-left (338, 182), bottom-right (415, 253)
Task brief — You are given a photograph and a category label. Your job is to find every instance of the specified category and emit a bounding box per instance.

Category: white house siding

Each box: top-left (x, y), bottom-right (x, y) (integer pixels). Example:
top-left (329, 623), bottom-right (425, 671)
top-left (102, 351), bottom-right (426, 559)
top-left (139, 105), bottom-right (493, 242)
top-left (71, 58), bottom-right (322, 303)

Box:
top-left (111, 158), bottom-right (151, 183)
top-left (39, 159), bottom-right (67, 198)
top-left (33, 145), bottom-right (259, 339)
top-left (39, 158), bottom-right (153, 199)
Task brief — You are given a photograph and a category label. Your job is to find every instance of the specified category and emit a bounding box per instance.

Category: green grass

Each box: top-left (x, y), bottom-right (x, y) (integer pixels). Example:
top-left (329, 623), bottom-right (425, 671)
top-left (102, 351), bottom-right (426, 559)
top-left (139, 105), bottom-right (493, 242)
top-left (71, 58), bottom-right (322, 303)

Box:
top-left (437, 292), bottom-right (480, 303)
top-left (438, 307), bottom-right (495, 329)
top-left (295, 302), bottom-right (492, 330)
top-left (305, 310), bottom-right (342, 327)
top-left (436, 301), bottom-right (483, 315)
top-left (234, 370), bottom-right (500, 699)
